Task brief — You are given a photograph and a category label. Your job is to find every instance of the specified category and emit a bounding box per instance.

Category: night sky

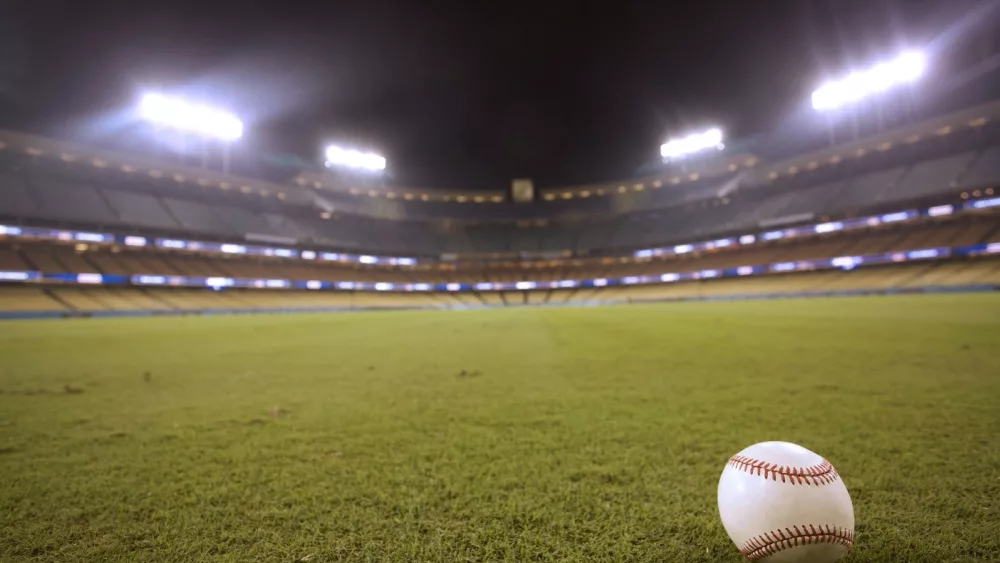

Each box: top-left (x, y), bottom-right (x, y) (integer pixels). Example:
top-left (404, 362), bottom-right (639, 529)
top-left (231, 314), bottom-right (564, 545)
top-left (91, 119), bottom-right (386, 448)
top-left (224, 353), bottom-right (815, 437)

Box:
top-left (1, 0), bottom-right (997, 190)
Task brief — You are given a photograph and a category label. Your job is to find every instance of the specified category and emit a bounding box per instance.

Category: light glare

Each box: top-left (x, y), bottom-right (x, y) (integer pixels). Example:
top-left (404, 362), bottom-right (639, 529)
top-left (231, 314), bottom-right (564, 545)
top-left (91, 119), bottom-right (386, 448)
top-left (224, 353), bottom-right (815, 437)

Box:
top-left (812, 51), bottom-right (927, 111)
top-left (661, 128), bottom-right (724, 159)
top-left (139, 93), bottom-right (243, 141)
top-left (325, 145), bottom-right (387, 172)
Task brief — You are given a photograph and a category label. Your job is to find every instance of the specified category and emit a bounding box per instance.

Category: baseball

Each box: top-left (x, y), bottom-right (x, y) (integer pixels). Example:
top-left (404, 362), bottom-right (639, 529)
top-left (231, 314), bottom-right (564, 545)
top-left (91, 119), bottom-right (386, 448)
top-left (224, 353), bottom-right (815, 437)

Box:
top-left (717, 441), bottom-right (854, 562)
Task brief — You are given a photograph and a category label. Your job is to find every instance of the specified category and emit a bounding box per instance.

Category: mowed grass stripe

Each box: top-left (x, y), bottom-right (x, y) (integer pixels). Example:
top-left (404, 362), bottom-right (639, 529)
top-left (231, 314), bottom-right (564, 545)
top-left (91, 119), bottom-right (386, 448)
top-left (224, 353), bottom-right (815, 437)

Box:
top-left (0, 294), bottom-right (998, 562)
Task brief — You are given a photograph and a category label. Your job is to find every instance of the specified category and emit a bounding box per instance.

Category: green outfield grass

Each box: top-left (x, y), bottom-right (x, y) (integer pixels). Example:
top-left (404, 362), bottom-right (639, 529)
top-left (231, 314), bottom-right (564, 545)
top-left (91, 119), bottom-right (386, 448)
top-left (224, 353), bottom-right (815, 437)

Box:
top-left (1, 294), bottom-right (999, 562)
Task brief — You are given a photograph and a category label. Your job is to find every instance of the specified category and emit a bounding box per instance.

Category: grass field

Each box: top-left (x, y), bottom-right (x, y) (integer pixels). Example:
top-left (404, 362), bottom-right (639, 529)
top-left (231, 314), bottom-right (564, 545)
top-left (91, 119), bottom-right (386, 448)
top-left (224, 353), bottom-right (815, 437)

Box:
top-left (1, 294), bottom-right (999, 562)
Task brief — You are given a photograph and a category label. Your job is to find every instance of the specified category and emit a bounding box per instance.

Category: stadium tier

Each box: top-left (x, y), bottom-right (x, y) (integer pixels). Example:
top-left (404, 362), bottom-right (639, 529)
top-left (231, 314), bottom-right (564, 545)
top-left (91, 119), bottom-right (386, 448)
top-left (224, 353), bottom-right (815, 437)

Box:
top-left (2, 205), bottom-right (999, 316)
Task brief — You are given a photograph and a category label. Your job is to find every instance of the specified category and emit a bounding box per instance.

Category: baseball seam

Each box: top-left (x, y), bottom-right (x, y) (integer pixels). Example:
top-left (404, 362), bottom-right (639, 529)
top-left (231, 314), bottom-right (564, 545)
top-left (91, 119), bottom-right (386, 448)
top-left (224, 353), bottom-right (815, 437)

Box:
top-left (726, 455), bottom-right (839, 485)
top-left (740, 524), bottom-right (854, 561)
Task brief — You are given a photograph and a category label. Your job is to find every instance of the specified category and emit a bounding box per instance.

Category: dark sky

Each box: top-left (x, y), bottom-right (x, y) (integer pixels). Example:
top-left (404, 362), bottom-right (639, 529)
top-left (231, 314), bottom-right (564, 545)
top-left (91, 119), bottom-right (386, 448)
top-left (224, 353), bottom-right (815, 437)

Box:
top-left (1, 0), bottom-right (998, 190)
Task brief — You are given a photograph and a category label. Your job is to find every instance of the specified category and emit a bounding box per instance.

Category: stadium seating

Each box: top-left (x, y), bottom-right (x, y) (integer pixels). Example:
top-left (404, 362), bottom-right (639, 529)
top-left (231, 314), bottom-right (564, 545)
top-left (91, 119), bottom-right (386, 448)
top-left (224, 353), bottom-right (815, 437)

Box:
top-left (4, 122), bottom-right (998, 255)
top-left (161, 198), bottom-right (234, 236)
top-left (0, 287), bottom-right (63, 311)
top-left (102, 189), bottom-right (180, 230)
top-left (2, 106), bottom-right (1000, 318)
top-left (29, 177), bottom-right (118, 224)
top-left (3, 250), bottom-right (998, 315)
top-left (211, 205), bottom-right (281, 237)
top-left (21, 247), bottom-right (69, 273)
top-left (51, 287), bottom-right (115, 311)
top-left (957, 146), bottom-right (1000, 191)
top-left (101, 288), bottom-right (173, 310)
top-left (4, 209), bottom-right (996, 294)
top-left (0, 248), bottom-right (28, 270)
top-left (0, 172), bottom-right (41, 217)
top-left (880, 153), bottom-right (976, 203)
top-left (262, 213), bottom-right (313, 241)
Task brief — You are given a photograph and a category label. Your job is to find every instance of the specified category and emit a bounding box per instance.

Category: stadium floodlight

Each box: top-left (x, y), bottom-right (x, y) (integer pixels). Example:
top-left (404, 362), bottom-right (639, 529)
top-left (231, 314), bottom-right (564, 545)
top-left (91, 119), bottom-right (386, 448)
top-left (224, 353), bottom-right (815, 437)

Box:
top-left (811, 51), bottom-right (927, 111)
top-left (660, 128), bottom-right (724, 160)
top-left (139, 93), bottom-right (244, 141)
top-left (325, 145), bottom-right (386, 172)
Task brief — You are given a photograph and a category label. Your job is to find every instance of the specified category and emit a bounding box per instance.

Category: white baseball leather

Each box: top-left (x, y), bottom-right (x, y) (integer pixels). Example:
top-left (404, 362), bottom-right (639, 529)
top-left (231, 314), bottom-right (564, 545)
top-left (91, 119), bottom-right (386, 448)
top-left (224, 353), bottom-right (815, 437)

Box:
top-left (717, 441), bottom-right (855, 562)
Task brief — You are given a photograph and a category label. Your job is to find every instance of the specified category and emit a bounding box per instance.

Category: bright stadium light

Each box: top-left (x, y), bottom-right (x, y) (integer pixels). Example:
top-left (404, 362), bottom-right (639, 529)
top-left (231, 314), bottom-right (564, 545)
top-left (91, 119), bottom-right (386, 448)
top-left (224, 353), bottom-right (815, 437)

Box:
top-left (660, 128), bottom-right (724, 160)
top-left (139, 93), bottom-right (244, 141)
top-left (325, 145), bottom-right (386, 172)
top-left (812, 51), bottom-right (927, 111)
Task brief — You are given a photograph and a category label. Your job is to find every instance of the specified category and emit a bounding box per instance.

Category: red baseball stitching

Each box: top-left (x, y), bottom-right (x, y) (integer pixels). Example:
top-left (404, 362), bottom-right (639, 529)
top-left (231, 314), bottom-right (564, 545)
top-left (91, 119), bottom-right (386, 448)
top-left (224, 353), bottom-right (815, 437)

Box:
top-left (740, 524), bottom-right (854, 561)
top-left (727, 455), bottom-right (839, 485)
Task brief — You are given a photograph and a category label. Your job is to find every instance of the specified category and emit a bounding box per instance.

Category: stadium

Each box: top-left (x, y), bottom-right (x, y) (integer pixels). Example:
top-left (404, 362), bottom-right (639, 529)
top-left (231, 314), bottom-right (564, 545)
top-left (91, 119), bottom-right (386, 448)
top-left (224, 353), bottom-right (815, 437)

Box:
top-left (1, 99), bottom-right (999, 313)
top-left (2, 3), bottom-right (1000, 561)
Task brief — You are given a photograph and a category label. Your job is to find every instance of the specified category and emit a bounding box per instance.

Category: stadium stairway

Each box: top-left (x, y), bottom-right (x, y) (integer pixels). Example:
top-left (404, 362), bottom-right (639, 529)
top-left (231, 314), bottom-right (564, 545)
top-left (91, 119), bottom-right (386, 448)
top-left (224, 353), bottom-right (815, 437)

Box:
top-left (41, 287), bottom-right (75, 311)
